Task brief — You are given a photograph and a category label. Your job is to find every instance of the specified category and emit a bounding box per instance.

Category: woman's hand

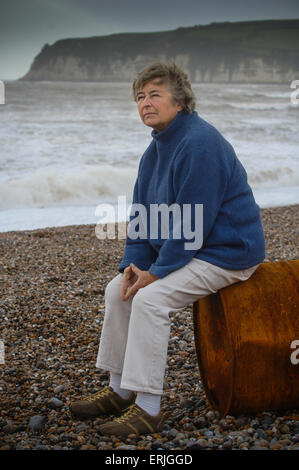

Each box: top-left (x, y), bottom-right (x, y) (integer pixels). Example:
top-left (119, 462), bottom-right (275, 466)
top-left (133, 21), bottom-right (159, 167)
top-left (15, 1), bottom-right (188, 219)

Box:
top-left (121, 263), bottom-right (158, 301)
top-left (121, 264), bottom-right (138, 301)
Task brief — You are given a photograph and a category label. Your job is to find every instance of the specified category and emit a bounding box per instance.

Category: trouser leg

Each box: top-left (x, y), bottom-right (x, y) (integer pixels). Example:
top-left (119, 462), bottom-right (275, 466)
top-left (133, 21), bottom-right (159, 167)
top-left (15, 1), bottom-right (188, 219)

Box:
top-left (96, 273), bottom-right (133, 374)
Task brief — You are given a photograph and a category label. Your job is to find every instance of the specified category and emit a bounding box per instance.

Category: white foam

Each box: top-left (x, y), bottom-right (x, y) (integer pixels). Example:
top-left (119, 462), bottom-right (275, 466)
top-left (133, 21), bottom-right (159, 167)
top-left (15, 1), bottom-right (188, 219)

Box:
top-left (248, 167), bottom-right (299, 188)
top-left (0, 204), bottom-right (101, 233)
top-left (253, 186), bottom-right (299, 209)
top-left (0, 164), bottom-right (137, 209)
top-left (227, 102), bottom-right (293, 111)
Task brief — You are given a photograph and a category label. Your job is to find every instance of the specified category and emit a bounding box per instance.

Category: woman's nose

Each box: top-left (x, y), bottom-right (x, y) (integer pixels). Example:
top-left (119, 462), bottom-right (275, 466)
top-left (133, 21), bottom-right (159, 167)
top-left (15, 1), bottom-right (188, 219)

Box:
top-left (143, 95), bottom-right (151, 106)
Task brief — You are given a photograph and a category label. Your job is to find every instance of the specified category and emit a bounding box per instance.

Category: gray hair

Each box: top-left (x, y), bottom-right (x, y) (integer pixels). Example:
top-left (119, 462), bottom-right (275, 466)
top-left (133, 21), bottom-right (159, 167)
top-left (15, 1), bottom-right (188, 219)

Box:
top-left (132, 60), bottom-right (196, 114)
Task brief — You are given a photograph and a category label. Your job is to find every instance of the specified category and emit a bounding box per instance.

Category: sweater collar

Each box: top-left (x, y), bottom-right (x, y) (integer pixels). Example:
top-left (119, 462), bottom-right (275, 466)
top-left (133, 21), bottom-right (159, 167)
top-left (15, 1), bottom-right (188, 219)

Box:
top-left (151, 111), bottom-right (196, 143)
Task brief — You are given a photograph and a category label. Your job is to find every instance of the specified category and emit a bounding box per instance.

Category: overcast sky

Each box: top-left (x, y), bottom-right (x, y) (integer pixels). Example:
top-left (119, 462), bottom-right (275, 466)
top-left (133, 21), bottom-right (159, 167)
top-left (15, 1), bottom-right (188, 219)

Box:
top-left (1, 0), bottom-right (298, 80)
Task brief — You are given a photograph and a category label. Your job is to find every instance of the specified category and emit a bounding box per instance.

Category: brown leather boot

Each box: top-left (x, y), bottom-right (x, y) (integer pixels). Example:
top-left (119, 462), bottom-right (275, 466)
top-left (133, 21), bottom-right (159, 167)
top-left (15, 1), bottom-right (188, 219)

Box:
top-left (99, 403), bottom-right (165, 436)
top-left (70, 386), bottom-right (136, 418)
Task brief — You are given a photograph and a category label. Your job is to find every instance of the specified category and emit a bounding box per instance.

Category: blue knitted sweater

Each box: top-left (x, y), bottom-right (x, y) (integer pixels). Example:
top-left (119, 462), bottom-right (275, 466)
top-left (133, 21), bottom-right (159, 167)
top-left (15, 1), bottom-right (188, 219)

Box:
top-left (118, 111), bottom-right (265, 278)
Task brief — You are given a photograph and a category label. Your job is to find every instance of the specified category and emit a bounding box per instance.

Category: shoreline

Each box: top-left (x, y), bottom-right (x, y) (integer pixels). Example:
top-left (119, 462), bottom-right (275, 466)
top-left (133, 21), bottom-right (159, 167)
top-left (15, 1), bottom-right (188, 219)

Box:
top-left (1, 202), bottom-right (299, 235)
top-left (0, 204), bottom-right (298, 450)
top-left (1, 195), bottom-right (299, 235)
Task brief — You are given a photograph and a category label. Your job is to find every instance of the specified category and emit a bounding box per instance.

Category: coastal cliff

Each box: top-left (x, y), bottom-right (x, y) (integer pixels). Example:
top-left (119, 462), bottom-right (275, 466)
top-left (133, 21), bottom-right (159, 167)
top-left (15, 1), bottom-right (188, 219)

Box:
top-left (20, 19), bottom-right (299, 83)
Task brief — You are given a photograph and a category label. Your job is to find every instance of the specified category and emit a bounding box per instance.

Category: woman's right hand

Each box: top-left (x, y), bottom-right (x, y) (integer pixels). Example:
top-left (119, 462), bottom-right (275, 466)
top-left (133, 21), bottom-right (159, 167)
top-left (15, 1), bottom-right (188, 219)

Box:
top-left (120, 264), bottom-right (138, 301)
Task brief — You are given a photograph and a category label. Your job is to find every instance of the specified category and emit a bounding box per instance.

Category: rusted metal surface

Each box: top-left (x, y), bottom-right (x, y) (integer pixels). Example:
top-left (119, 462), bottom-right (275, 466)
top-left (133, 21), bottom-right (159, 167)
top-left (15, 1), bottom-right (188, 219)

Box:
top-left (193, 259), bottom-right (299, 416)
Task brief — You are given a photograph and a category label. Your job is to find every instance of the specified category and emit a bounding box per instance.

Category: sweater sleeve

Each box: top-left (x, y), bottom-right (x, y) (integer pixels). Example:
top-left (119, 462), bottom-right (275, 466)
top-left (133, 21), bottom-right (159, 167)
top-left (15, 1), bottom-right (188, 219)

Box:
top-left (148, 136), bottom-right (230, 279)
top-left (118, 177), bottom-right (158, 273)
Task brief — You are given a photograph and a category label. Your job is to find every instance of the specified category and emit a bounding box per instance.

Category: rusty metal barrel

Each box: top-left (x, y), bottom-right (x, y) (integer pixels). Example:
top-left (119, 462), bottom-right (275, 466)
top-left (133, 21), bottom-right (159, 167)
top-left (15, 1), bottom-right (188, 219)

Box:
top-left (193, 259), bottom-right (299, 416)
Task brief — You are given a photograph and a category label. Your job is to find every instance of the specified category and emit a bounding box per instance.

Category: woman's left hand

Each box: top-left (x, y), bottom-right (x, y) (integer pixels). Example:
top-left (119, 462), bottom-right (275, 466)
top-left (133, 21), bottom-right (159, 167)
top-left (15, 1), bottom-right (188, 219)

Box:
top-left (122, 263), bottom-right (158, 301)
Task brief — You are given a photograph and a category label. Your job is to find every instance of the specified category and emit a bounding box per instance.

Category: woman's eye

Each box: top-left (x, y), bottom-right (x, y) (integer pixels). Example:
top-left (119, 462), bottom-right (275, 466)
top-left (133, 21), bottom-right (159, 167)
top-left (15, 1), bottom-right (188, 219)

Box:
top-left (136, 93), bottom-right (160, 102)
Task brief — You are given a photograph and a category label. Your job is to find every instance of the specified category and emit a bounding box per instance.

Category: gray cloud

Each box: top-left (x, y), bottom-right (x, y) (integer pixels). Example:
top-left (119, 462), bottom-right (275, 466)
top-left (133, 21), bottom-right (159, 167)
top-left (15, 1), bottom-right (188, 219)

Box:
top-left (1, 0), bottom-right (298, 79)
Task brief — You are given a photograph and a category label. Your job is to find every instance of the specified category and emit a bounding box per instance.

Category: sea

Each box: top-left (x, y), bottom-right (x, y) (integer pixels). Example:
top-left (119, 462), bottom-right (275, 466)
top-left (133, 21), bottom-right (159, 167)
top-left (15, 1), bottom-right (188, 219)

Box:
top-left (0, 80), bottom-right (298, 233)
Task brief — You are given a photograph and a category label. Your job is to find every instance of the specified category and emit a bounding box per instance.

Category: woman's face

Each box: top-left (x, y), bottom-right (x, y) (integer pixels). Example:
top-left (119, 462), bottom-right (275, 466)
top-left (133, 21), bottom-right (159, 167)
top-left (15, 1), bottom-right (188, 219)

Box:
top-left (136, 80), bottom-right (183, 132)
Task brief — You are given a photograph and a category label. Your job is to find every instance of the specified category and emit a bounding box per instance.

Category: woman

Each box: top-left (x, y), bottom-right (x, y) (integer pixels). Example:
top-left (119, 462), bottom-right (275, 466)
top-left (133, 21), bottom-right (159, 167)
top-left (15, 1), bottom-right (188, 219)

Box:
top-left (71, 61), bottom-right (265, 436)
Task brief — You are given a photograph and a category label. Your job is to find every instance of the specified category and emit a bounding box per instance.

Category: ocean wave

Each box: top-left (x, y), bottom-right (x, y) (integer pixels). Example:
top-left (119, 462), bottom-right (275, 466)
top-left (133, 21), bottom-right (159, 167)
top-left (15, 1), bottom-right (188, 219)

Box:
top-left (229, 92), bottom-right (290, 100)
top-left (248, 166), bottom-right (299, 188)
top-left (1, 164), bottom-right (298, 212)
top-left (0, 164), bottom-right (137, 210)
top-left (226, 102), bottom-right (293, 111)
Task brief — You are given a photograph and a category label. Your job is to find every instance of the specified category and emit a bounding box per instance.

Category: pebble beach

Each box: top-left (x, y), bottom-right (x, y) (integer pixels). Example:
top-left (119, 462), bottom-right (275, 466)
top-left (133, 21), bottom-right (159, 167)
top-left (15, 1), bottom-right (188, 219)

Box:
top-left (0, 204), bottom-right (298, 451)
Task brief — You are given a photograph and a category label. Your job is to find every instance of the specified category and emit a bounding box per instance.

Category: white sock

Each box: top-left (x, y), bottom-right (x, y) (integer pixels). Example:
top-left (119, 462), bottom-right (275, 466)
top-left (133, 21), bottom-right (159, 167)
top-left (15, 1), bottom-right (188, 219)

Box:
top-left (135, 391), bottom-right (161, 416)
top-left (109, 372), bottom-right (132, 400)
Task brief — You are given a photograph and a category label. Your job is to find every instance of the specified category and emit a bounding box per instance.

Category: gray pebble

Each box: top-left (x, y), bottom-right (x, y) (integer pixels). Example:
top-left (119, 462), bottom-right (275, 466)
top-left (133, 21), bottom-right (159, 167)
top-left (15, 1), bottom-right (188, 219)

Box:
top-left (29, 415), bottom-right (47, 432)
top-left (35, 444), bottom-right (49, 450)
top-left (262, 415), bottom-right (274, 426)
top-left (182, 422), bottom-right (195, 431)
top-left (163, 442), bottom-right (176, 450)
top-left (251, 445), bottom-right (268, 450)
top-left (256, 428), bottom-right (268, 439)
top-left (246, 427), bottom-right (255, 435)
top-left (223, 438), bottom-right (233, 449)
top-left (173, 433), bottom-right (185, 444)
top-left (117, 445), bottom-right (138, 450)
top-left (254, 439), bottom-right (269, 448)
top-left (235, 417), bottom-right (248, 428)
top-left (197, 438), bottom-right (208, 448)
top-left (280, 424), bottom-right (290, 434)
top-left (168, 428), bottom-right (178, 438)
top-left (48, 397), bottom-right (63, 408)
top-left (180, 398), bottom-right (194, 409)
top-left (250, 419), bottom-right (259, 429)
top-left (3, 423), bottom-right (18, 434)
top-left (152, 439), bottom-right (164, 449)
top-left (195, 417), bottom-right (206, 428)
top-left (206, 410), bottom-right (215, 420)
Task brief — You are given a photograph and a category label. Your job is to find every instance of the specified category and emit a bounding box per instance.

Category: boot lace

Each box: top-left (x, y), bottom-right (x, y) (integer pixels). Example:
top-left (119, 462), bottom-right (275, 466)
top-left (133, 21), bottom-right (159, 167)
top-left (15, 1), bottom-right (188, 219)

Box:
top-left (86, 386), bottom-right (112, 402)
top-left (114, 404), bottom-right (140, 423)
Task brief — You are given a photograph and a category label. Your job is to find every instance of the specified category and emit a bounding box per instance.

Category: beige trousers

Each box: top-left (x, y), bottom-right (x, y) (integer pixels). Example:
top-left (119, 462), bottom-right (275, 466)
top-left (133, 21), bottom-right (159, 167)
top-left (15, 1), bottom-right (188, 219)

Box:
top-left (96, 258), bottom-right (258, 395)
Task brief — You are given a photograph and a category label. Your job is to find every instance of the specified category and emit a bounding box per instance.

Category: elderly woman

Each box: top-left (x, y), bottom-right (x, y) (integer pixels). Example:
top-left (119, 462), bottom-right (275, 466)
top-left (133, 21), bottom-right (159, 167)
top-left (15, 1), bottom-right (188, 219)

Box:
top-left (71, 61), bottom-right (265, 436)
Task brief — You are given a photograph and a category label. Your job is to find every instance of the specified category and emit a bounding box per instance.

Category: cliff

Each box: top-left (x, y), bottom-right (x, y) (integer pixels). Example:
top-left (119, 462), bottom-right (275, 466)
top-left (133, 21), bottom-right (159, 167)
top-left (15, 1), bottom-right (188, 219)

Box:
top-left (20, 19), bottom-right (299, 83)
